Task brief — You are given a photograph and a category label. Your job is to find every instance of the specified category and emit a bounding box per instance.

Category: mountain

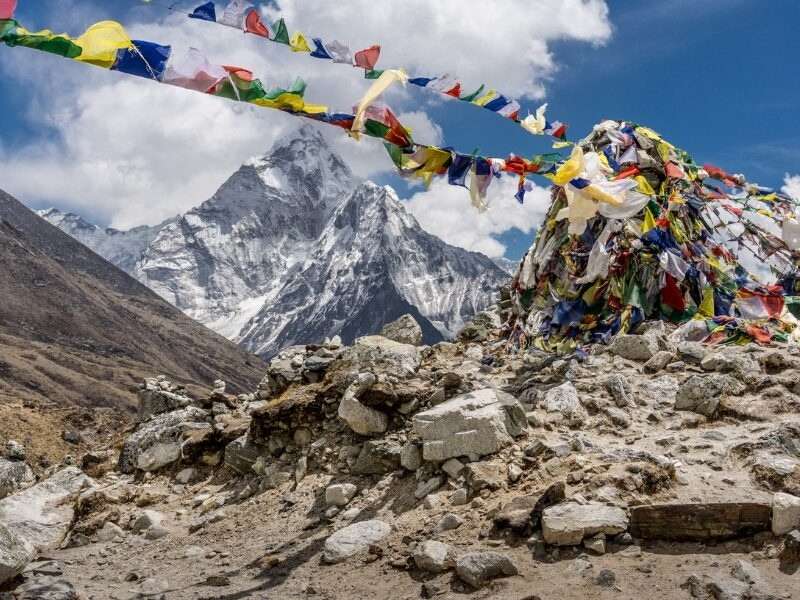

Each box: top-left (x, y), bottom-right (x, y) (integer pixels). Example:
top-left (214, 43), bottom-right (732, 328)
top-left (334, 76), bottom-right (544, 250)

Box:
top-left (0, 189), bottom-right (266, 414)
top-left (40, 125), bottom-right (510, 357)
top-left (35, 208), bottom-right (171, 273)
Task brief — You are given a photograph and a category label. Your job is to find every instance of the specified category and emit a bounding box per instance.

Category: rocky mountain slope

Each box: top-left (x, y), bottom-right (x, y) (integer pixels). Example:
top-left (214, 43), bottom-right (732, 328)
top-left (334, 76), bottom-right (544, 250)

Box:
top-left (0, 189), bottom-right (266, 466)
top-left (40, 125), bottom-right (509, 357)
top-left (2, 309), bottom-right (799, 599)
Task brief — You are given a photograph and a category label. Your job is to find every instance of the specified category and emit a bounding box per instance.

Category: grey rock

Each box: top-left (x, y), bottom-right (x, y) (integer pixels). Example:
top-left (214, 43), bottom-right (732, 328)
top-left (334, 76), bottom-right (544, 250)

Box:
top-left (0, 524), bottom-right (35, 584)
top-left (352, 439), bottom-right (402, 475)
top-left (781, 530), bottom-right (800, 563)
top-left (455, 552), bottom-right (518, 588)
top-left (322, 520), bottom-right (391, 563)
top-left (400, 443), bottom-right (422, 471)
top-left (435, 512), bottom-right (464, 532)
top-left (644, 350), bottom-right (675, 373)
top-left (609, 334), bottom-right (659, 361)
top-left (675, 374), bottom-right (744, 418)
top-left (340, 336), bottom-right (421, 378)
top-left (605, 375), bottom-right (635, 407)
top-left (413, 388), bottom-right (526, 461)
top-left (415, 477), bottom-right (443, 500)
top-left (0, 458), bottom-right (35, 499)
top-left (13, 576), bottom-right (78, 600)
top-left (542, 502), bottom-right (628, 546)
top-left (380, 314), bottom-right (424, 346)
top-left (132, 510), bottom-right (164, 533)
top-left (137, 377), bottom-right (192, 422)
top-left (465, 462), bottom-right (505, 492)
top-left (325, 484), bottom-right (357, 507)
top-left (118, 407), bottom-right (211, 474)
top-left (224, 435), bottom-right (261, 475)
top-left (4, 441), bottom-right (25, 461)
top-left (584, 533), bottom-right (606, 555)
top-left (175, 467), bottom-right (197, 484)
top-left (413, 540), bottom-right (455, 573)
top-left (677, 341), bottom-right (708, 364)
top-left (543, 382), bottom-right (587, 420)
top-left (96, 521), bottom-right (125, 542)
top-left (442, 458), bottom-right (465, 479)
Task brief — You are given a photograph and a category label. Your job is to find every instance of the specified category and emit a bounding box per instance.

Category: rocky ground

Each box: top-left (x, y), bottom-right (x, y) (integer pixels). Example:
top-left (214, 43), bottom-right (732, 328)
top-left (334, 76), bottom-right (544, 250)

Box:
top-left (1, 308), bottom-right (799, 599)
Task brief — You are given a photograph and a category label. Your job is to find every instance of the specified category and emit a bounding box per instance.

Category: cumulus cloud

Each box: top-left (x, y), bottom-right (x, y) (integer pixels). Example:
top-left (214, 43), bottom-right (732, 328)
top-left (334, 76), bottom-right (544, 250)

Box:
top-left (784, 174), bottom-right (800, 201)
top-left (0, 0), bottom-right (611, 231)
top-left (405, 177), bottom-right (551, 258)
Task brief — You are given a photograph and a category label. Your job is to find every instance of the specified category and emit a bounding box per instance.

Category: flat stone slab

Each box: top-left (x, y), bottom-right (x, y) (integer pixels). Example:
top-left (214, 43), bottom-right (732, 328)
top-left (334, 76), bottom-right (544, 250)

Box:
top-left (629, 502), bottom-right (771, 541)
top-left (541, 502), bottom-right (628, 546)
top-left (322, 520), bottom-right (391, 563)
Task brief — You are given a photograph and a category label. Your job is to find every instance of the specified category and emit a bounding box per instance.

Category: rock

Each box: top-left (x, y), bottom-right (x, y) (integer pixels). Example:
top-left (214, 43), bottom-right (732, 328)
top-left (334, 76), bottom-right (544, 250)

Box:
top-left (96, 521), bottom-right (125, 542)
top-left (4, 441), bottom-right (25, 461)
top-left (325, 484), bottom-right (357, 507)
top-left (13, 575), bottom-right (78, 600)
top-left (465, 462), bottom-right (505, 492)
top-left (415, 477), bottom-right (443, 500)
top-left (435, 512), bottom-right (464, 532)
top-left (609, 334), bottom-right (659, 361)
top-left (413, 540), bottom-right (455, 573)
top-left (772, 492), bottom-right (800, 535)
top-left (542, 382), bottom-right (586, 420)
top-left (450, 489), bottom-right (468, 506)
top-left (132, 510), bottom-right (164, 533)
top-left (455, 552), bottom-right (518, 588)
top-left (677, 341), bottom-right (707, 364)
top-left (137, 377), bottom-right (192, 422)
top-left (675, 374), bottom-right (744, 418)
top-left (541, 502), bottom-right (628, 546)
top-left (507, 463), bottom-right (522, 483)
top-left (781, 530), bottom-right (800, 563)
top-left (584, 534), bottom-right (606, 555)
top-left (605, 375), bottom-right (635, 407)
top-left (442, 458), bottom-right (465, 480)
top-left (322, 520), bottom-right (391, 563)
top-left (412, 388), bottom-right (526, 461)
top-left (175, 467), bottom-right (197, 484)
top-left (0, 524), bottom-right (35, 584)
top-left (644, 350), bottom-right (675, 373)
top-left (0, 458), bottom-right (35, 499)
top-left (145, 525), bottom-right (169, 540)
top-left (380, 314), bottom-right (424, 346)
top-left (400, 443), bottom-right (422, 471)
top-left (352, 439), bottom-right (402, 475)
top-left (337, 373), bottom-right (388, 435)
top-left (594, 569), bottom-right (616, 588)
top-left (339, 336), bottom-right (421, 378)
top-left (494, 482), bottom-right (566, 534)
top-left (118, 407), bottom-right (211, 474)
top-left (629, 502), bottom-right (771, 541)
top-left (224, 435), bottom-right (261, 475)
top-left (0, 468), bottom-right (92, 583)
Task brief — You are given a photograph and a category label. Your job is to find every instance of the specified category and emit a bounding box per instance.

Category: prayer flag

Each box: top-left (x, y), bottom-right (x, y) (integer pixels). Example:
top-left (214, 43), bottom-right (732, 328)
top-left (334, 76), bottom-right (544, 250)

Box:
top-left (189, 2), bottom-right (216, 22)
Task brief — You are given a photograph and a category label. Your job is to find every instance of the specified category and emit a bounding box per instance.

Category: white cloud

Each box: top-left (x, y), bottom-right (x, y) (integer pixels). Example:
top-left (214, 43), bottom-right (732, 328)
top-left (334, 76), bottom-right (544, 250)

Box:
top-left (784, 174), bottom-right (800, 201)
top-left (405, 176), bottom-right (550, 258)
top-left (0, 1), bottom-right (610, 230)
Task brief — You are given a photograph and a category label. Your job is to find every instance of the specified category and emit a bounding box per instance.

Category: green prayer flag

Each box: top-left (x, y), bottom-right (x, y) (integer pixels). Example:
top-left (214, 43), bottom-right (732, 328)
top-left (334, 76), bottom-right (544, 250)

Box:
top-left (271, 18), bottom-right (289, 45)
top-left (459, 84), bottom-right (484, 103)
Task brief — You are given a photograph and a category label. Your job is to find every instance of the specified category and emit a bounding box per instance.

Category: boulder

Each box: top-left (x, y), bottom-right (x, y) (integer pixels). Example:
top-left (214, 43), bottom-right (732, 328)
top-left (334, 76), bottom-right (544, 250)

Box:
top-left (629, 502), bottom-right (771, 541)
top-left (380, 314), bottom-right (424, 346)
top-left (0, 458), bottom-right (35, 499)
top-left (494, 482), bottom-right (566, 533)
top-left (643, 350), bottom-right (675, 373)
top-left (675, 374), bottom-right (744, 418)
top-left (772, 493), bottom-right (800, 536)
top-left (413, 540), bottom-right (455, 573)
top-left (541, 502), bottom-right (628, 546)
top-left (0, 524), bottom-right (35, 584)
top-left (677, 341), bottom-right (707, 364)
top-left (322, 520), bottom-right (391, 563)
top-left (543, 382), bottom-right (587, 419)
top-left (400, 443), bottom-right (422, 471)
top-left (13, 575), bottom-right (79, 600)
top-left (352, 439), bottom-right (402, 475)
top-left (118, 407), bottom-right (211, 474)
top-left (609, 334), bottom-right (659, 361)
top-left (137, 377), bottom-right (192, 422)
top-left (0, 468), bottom-right (92, 583)
top-left (455, 552), bottom-right (518, 588)
top-left (604, 375), bottom-right (635, 407)
top-left (4, 441), bottom-right (25, 461)
top-left (339, 336), bottom-right (420, 378)
top-left (337, 373), bottom-right (388, 435)
top-left (325, 484), bottom-right (357, 507)
top-left (412, 388), bottom-right (526, 461)
top-left (224, 435), bottom-right (262, 475)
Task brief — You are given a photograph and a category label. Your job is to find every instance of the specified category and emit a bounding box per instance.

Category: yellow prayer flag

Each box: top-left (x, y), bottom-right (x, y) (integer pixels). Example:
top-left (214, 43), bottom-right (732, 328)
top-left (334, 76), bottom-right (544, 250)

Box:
top-left (74, 20), bottom-right (133, 68)
top-left (635, 175), bottom-right (655, 196)
top-left (473, 89), bottom-right (498, 107)
top-left (289, 32), bottom-right (311, 53)
top-left (351, 69), bottom-right (408, 138)
top-left (545, 146), bottom-right (584, 186)
top-left (641, 207), bottom-right (656, 233)
top-left (699, 286), bottom-right (715, 318)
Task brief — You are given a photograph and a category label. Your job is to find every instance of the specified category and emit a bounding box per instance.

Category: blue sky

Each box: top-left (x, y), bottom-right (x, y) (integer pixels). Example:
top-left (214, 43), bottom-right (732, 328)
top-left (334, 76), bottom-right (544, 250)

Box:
top-left (1, 0), bottom-right (799, 260)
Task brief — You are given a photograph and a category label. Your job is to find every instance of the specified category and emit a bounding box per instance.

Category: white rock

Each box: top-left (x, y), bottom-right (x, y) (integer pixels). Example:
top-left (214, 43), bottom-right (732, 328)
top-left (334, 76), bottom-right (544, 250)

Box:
top-left (542, 502), bottom-right (628, 546)
top-left (337, 373), bottom-right (388, 435)
top-left (772, 492), bottom-right (800, 535)
top-left (322, 520), bottom-right (391, 563)
top-left (456, 552), bottom-right (518, 588)
top-left (132, 510), bottom-right (164, 533)
top-left (413, 540), bottom-right (455, 573)
top-left (96, 522), bottom-right (125, 542)
top-left (0, 524), bottom-right (35, 584)
top-left (412, 388), bottom-right (526, 461)
top-left (325, 484), bottom-right (358, 507)
top-left (543, 382), bottom-right (586, 420)
top-left (175, 468), bottom-right (197, 485)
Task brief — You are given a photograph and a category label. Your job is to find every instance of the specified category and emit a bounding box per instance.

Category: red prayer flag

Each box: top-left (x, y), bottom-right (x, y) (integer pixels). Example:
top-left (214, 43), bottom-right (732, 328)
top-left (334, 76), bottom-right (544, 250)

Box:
top-left (245, 10), bottom-right (270, 38)
top-left (353, 45), bottom-right (381, 70)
